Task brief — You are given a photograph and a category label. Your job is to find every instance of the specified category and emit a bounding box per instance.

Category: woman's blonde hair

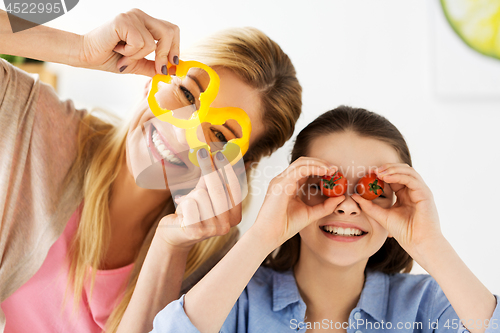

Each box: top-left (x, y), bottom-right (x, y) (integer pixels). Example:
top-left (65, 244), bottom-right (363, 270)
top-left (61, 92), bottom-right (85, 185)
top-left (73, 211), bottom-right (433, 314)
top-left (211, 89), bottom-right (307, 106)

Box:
top-left (63, 27), bottom-right (302, 332)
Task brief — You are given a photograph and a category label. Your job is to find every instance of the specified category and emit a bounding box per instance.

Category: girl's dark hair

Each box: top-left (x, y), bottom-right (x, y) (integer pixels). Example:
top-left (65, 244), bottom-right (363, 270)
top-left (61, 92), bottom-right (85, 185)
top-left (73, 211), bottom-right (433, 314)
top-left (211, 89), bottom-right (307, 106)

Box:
top-left (263, 105), bottom-right (413, 274)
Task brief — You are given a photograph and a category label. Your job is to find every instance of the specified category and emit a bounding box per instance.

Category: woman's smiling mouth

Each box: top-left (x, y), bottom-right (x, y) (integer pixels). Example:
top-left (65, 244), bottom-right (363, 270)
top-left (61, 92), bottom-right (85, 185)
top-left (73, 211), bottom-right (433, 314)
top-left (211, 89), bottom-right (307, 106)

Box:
top-left (149, 123), bottom-right (188, 168)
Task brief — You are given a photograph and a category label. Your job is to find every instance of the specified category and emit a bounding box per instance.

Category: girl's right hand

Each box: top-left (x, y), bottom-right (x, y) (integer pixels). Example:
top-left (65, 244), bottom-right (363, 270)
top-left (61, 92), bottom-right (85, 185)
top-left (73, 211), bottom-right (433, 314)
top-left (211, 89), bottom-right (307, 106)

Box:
top-left (76, 8), bottom-right (180, 77)
top-left (251, 157), bottom-right (345, 250)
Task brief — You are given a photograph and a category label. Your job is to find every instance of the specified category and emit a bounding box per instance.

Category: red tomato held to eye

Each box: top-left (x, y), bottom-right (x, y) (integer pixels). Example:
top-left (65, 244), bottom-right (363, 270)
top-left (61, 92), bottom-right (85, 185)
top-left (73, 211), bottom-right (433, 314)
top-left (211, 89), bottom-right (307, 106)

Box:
top-left (320, 171), bottom-right (347, 197)
top-left (356, 173), bottom-right (385, 200)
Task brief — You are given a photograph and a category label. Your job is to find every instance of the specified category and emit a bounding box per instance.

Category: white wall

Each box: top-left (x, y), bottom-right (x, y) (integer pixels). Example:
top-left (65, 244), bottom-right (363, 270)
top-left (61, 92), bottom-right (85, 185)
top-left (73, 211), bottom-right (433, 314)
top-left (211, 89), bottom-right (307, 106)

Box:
top-left (5, 0), bottom-right (499, 293)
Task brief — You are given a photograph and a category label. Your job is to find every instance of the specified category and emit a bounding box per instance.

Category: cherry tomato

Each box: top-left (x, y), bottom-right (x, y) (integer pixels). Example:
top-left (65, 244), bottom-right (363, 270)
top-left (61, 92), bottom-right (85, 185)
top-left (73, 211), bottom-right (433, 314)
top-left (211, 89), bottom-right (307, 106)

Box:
top-left (320, 171), bottom-right (347, 197)
top-left (355, 172), bottom-right (384, 200)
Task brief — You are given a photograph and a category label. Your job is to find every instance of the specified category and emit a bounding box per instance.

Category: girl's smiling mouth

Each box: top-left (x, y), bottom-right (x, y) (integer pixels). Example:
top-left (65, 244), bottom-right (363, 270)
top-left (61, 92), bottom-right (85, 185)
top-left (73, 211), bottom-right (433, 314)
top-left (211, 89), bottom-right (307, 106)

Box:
top-left (320, 223), bottom-right (368, 242)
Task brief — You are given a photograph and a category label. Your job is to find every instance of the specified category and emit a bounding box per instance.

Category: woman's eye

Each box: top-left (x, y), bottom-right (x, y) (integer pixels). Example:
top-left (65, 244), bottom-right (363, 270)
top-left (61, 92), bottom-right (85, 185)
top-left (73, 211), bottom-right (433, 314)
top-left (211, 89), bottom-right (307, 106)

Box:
top-left (180, 86), bottom-right (195, 105)
top-left (211, 128), bottom-right (227, 142)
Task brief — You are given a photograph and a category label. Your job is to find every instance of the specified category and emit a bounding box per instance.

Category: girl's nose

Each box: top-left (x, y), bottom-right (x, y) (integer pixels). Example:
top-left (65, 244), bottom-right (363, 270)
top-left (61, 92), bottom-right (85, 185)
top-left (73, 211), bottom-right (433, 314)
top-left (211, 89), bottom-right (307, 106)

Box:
top-left (335, 195), bottom-right (360, 216)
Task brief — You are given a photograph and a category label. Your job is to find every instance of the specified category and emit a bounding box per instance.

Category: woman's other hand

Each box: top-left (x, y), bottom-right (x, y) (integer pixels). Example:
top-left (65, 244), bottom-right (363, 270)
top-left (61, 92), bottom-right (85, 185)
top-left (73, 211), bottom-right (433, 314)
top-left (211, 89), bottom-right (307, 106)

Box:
top-left (154, 148), bottom-right (243, 253)
top-left (78, 8), bottom-right (179, 77)
top-left (251, 157), bottom-right (345, 251)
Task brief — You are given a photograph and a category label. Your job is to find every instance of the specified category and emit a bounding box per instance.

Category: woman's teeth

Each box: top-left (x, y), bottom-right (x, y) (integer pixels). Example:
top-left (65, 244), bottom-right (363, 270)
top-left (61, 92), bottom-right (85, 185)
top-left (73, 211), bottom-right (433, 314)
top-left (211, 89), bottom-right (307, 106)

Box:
top-left (322, 225), bottom-right (364, 236)
top-left (151, 129), bottom-right (185, 166)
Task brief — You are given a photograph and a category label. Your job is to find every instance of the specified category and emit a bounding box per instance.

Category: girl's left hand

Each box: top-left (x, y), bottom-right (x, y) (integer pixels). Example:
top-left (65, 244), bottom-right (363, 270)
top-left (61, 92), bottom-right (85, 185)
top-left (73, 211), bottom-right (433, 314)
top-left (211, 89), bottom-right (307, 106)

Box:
top-left (351, 163), bottom-right (442, 255)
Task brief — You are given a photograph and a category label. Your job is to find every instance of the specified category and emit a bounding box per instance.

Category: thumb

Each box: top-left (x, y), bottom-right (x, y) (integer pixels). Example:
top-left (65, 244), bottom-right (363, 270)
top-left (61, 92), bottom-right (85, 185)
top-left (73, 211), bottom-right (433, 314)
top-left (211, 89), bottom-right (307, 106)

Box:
top-left (351, 194), bottom-right (389, 228)
top-left (308, 196), bottom-right (345, 222)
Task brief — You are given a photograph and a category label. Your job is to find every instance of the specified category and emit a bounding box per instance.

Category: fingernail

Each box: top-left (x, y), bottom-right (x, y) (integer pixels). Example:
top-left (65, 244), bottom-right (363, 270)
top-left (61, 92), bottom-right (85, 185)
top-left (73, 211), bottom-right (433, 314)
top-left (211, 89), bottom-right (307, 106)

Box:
top-left (119, 65), bottom-right (127, 72)
top-left (198, 148), bottom-right (208, 159)
top-left (173, 55), bottom-right (179, 65)
top-left (216, 151), bottom-right (225, 161)
top-left (161, 65), bottom-right (167, 75)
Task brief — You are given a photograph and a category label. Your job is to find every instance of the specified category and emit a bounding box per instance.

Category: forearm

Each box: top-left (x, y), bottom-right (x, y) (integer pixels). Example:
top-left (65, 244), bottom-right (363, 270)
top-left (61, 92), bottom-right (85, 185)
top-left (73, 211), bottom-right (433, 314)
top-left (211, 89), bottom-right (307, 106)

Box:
top-left (0, 9), bottom-right (82, 66)
top-left (415, 237), bottom-right (496, 333)
top-left (184, 226), bottom-right (275, 333)
top-left (116, 235), bottom-right (190, 333)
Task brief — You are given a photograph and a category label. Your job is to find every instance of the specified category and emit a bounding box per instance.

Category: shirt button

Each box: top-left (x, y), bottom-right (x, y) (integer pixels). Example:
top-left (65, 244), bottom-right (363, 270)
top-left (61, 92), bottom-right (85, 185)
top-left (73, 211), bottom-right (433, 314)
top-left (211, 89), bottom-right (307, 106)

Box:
top-left (355, 330), bottom-right (362, 333)
top-left (354, 311), bottom-right (362, 320)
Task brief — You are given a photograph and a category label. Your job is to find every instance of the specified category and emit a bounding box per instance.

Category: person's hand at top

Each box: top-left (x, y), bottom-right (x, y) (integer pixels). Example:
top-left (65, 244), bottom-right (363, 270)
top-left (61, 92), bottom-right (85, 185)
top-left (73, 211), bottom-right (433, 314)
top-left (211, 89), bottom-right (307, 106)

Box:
top-left (351, 163), bottom-right (442, 257)
top-left (77, 8), bottom-right (179, 77)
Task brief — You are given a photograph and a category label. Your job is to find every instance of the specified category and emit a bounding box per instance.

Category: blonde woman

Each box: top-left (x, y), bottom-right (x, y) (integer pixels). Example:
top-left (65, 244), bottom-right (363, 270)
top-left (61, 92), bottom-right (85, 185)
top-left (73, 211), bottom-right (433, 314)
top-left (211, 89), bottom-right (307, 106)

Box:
top-left (0, 8), bottom-right (301, 333)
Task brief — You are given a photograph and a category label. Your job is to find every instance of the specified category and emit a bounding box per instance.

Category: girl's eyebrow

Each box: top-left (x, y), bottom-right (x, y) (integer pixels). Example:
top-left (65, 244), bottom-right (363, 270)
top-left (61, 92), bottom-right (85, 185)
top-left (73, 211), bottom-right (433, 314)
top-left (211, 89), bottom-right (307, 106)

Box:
top-left (186, 74), bottom-right (205, 93)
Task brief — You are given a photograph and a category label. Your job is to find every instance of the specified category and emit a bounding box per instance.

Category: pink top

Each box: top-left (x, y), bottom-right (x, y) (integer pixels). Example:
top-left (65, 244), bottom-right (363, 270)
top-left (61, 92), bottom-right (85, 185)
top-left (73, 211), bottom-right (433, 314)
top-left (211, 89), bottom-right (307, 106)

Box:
top-left (0, 202), bottom-right (134, 333)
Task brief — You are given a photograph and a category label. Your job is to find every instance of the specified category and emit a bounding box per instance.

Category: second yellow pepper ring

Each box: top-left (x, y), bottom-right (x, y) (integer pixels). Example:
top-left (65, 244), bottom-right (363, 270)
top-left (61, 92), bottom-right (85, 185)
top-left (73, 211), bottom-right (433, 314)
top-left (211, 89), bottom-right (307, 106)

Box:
top-left (186, 106), bottom-right (252, 167)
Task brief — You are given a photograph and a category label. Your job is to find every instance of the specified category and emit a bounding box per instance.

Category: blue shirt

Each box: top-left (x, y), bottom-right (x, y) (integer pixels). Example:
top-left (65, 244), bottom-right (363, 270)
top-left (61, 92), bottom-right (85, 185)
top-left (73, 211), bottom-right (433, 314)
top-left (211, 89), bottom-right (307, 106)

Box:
top-left (151, 266), bottom-right (500, 333)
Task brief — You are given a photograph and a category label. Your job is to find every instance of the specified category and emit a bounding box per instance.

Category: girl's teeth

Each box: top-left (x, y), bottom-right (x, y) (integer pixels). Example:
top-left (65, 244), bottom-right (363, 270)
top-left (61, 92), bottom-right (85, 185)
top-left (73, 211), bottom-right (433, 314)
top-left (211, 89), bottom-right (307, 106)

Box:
top-left (322, 225), bottom-right (364, 236)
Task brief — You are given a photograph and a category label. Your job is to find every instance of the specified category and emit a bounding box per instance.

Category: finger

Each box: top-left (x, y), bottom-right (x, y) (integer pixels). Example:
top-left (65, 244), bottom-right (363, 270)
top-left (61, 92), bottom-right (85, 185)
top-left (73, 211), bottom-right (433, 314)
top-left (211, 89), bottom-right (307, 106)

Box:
top-left (197, 148), bottom-right (230, 216)
top-left (283, 157), bottom-right (336, 178)
top-left (146, 21), bottom-right (180, 74)
top-left (296, 165), bottom-right (336, 192)
top-left (351, 194), bottom-right (390, 228)
top-left (185, 188), bottom-right (216, 221)
top-left (113, 23), bottom-right (147, 58)
top-left (213, 151), bottom-right (242, 208)
top-left (308, 195), bottom-right (345, 222)
top-left (178, 197), bottom-right (200, 227)
top-left (376, 163), bottom-right (422, 181)
top-left (123, 18), bottom-right (157, 62)
top-left (284, 165), bottom-right (336, 192)
top-left (377, 163), bottom-right (411, 172)
top-left (378, 173), bottom-right (422, 192)
top-left (380, 173), bottom-right (430, 204)
top-left (194, 172), bottom-right (208, 190)
top-left (118, 57), bottom-right (156, 77)
top-left (133, 10), bottom-right (180, 72)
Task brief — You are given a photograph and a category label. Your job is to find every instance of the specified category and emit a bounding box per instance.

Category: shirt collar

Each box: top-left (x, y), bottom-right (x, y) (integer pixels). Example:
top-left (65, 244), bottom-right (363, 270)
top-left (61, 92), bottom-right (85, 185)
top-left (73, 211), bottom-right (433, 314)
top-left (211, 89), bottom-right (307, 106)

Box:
top-left (272, 269), bottom-right (303, 312)
top-left (355, 269), bottom-right (389, 322)
top-left (270, 267), bottom-right (390, 322)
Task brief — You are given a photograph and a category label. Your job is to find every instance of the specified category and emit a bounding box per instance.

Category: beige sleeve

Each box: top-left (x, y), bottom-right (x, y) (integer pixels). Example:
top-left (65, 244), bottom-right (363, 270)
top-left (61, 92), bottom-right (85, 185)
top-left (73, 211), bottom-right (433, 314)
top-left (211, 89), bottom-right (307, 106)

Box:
top-left (0, 59), bottom-right (85, 332)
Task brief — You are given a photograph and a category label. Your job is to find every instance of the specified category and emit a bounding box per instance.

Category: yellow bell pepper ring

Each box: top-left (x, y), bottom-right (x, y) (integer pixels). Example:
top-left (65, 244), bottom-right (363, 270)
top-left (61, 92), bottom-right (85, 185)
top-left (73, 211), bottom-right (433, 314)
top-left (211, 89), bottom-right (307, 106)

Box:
top-left (147, 60), bottom-right (220, 129)
top-left (146, 58), bottom-right (253, 167)
top-left (186, 106), bottom-right (252, 167)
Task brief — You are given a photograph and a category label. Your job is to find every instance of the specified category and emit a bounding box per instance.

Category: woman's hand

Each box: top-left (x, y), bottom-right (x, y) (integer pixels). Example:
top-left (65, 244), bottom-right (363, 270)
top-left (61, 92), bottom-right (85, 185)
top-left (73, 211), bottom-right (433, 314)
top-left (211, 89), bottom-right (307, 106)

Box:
top-left (154, 149), bottom-right (243, 253)
top-left (351, 163), bottom-right (442, 256)
top-left (77, 8), bottom-right (179, 77)
top-left (251, 157), bottom-right (345, 251)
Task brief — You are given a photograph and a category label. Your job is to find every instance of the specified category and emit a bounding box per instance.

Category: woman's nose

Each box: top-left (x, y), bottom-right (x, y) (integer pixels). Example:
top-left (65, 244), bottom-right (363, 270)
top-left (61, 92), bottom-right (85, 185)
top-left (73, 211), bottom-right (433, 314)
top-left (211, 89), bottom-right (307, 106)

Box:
top-left (172, 124), bottom-right (188, 147)
top-left (335, 195), bottom-right (361, 216)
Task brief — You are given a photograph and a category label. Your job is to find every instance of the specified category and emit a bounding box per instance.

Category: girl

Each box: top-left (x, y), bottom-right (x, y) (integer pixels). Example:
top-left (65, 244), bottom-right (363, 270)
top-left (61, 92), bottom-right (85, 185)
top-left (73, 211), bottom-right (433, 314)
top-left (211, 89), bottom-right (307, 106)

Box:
top-left (0, 8), bottom-right (301, 333)
top-left (152, 105), bottom-right (499, 333)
